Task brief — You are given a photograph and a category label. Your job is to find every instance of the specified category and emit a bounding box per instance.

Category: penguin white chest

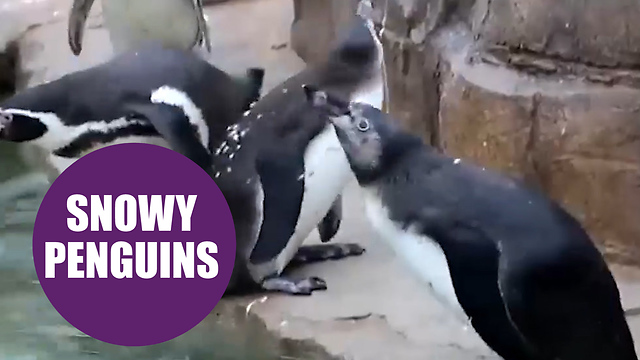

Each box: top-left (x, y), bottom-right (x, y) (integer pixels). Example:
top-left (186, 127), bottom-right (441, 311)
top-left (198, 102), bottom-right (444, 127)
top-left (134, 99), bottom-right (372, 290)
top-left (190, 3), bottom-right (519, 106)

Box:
top-left (102, 0), bottom-right (200, 53)
top-left (273, 124), bottom-right (353, 271)
top-left (361, 189), bottom-right (467, 319)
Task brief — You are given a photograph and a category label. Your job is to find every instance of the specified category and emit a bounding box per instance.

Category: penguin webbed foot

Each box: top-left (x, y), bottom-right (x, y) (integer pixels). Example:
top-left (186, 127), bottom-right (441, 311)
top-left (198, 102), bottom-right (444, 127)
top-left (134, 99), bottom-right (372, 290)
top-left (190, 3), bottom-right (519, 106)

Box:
top-left (289, 243), bottom-right (365, 267)
top-left (261, 276), bottom-right (327, 296)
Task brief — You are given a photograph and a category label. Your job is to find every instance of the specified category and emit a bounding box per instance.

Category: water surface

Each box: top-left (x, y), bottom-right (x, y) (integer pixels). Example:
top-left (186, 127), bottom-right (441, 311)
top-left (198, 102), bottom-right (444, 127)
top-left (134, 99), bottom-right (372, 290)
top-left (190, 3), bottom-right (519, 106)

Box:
top-left (0, 143), bottom-right (332, 360)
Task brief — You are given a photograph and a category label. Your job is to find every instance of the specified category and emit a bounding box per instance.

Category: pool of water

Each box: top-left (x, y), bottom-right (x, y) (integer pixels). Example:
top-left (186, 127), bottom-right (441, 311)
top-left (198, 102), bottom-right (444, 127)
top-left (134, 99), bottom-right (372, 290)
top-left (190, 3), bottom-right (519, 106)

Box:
top-left (0, 142), bottom-right (333, 360)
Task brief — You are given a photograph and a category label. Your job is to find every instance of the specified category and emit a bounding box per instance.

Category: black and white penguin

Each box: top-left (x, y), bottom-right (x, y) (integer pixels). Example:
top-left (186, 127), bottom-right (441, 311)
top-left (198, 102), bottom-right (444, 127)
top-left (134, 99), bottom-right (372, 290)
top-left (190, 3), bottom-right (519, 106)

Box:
top-left (68, 0), bottom-right (211, 56)
top-left (303, 87), bottom-right (639, 360)
top-left (0, 9), bottom-right (385, 296)
top-left (215, 12), bottom-right (387, 296)
top-left (0, 45), bottom-right (263, 179)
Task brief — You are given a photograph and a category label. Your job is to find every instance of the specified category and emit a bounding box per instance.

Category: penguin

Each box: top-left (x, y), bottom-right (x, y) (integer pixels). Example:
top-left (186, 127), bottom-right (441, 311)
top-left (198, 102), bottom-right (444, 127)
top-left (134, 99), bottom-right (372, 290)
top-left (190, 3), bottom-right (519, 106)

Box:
top-left (303, 86), bottom-right (639, 360)
top-left (68, 0), bottom-right (212, 56)
top-left (0, 44), bottom-right (264, 179)
top-left (0, 8), bottom-right (385, 296)
top-left (215, 11), bottom-right (387, 296)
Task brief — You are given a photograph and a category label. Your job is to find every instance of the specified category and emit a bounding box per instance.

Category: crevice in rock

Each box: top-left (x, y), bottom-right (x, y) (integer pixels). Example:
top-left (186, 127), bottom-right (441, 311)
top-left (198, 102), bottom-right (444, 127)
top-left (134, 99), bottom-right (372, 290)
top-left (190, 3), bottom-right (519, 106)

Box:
top-left (286, 312), bottom-right (412, 342)
top-left (431, 56), bottom-right (443, 150)
top-left (482, 44), bottom-right (640, 88)
top-left (523, 92), bottom-right (543, 190)
top-left (226, 301), bottom-right (341, 360)
top-left (400, 47), bottom-right (411, 76)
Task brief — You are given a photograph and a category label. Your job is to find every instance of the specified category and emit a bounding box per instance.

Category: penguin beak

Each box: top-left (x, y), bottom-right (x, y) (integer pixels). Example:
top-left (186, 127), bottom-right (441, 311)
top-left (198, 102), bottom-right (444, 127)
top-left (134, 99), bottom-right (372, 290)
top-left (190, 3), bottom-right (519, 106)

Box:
top-left (0, 110), bottom-right (13, 141)
top-left (327, 115), bottom-right (351, 132)
top-left (68, 0), bottom-right (96, 56)
top-left (301, 85), bottom-right (353, 134)
top-left (0, 111), bottom-right (49, 143)
top-left (0, 111), bottom-right (13, 140)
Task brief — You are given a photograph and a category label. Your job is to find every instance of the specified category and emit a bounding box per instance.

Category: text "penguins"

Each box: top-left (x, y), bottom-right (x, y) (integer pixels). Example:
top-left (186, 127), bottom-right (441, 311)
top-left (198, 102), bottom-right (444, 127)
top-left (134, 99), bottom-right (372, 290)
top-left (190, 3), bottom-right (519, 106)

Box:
top-left (44, 241), bottom-right (219, 280)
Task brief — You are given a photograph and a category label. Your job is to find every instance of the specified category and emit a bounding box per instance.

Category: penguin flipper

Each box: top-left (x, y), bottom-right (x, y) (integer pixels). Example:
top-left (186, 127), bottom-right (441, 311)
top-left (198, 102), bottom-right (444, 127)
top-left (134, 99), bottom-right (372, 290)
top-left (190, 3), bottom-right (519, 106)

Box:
top-left (248, 146), bottom-right (305, 265)
top-left (317, 194), bottom-right (343, 243)
top-left (127, 103), bottom-right (213, 177)
top-left (249, 147), bottom-right (333, 296)
top-left (498, 252), bottom-right (638, 360)
top-left (412, 208), bottom-right (539, 360)
top-left (249, 110), bottom-right (330, 264)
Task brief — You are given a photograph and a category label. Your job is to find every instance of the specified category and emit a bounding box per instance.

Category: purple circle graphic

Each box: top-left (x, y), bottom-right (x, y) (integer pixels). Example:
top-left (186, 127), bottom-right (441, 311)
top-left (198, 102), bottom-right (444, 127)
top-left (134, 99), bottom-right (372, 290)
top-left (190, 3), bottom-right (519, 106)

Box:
top-left (32, 143), bottom-right (236, 346)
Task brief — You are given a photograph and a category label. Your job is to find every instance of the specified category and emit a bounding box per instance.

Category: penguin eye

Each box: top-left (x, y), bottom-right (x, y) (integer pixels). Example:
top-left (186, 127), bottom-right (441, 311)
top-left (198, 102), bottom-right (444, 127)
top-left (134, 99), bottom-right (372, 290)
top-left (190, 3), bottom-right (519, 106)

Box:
top-left (356, 119), bottom-right (370, 132)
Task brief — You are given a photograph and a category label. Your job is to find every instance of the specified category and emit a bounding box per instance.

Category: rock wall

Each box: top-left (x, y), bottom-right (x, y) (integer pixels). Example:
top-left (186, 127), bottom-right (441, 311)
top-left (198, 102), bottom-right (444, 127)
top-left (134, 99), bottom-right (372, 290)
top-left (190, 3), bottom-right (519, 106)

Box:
top-left (290, 0), bottom-right (360, 65)
top-left (291, 0), bottom-right (640, 265)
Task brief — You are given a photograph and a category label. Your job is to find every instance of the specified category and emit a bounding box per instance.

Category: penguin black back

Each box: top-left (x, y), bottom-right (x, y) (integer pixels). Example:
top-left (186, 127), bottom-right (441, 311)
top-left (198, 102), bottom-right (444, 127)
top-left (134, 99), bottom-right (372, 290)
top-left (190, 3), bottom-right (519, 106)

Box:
top-left (211, 92), bottom-right (336, 295)
top-left (0, 44), bottom-right (263, 155)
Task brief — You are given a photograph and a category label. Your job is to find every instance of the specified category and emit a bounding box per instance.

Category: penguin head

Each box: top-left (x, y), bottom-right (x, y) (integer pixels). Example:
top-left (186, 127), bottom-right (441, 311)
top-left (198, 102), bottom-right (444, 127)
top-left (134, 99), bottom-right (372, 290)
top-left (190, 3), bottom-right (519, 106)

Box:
top-left (303, 85), bottom-right (422, 184)
top-left (327, 4), bottom-right (383, 72)
top-left (0, 109), bottom-right (49, 144)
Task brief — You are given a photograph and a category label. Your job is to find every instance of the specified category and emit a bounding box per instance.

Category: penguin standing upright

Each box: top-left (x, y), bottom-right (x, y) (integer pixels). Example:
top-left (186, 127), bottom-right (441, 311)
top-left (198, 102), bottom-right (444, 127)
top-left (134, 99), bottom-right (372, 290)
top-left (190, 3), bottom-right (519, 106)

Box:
top-left (0, 45), bottom-right (264, 178)
top-left (67, 0), bottom-right (212, 56)
top-left (303, 87), bottom-right (639, 359)
top-left (212, 12), bottom-right (387, 295)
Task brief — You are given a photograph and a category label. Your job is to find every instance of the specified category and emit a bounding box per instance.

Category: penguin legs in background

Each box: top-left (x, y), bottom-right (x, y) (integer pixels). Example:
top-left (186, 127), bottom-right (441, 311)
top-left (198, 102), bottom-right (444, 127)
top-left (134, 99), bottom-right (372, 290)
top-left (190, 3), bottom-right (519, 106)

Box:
top-left (317, 194), bottom-right (343, 243)
top-left (288, 242), bottom-right (364, 267)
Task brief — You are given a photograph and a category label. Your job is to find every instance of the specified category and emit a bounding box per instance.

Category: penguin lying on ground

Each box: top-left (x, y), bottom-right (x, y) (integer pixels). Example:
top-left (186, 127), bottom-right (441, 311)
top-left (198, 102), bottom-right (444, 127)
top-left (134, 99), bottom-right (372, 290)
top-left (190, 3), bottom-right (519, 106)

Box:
top-left (303, 86), bottom-right (639, 359)
top-left (0, 45), bottom-right (263, 179)
top-left (215, 12), bottom-right (386, 296)
top-left (68, 0), bottom-right (212, 56)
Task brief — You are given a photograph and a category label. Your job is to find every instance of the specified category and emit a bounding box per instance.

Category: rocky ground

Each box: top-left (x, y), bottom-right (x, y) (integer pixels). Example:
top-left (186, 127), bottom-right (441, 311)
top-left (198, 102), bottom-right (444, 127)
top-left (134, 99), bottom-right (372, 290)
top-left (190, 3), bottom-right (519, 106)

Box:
top-left (1, 0), bottom-right (640, 359)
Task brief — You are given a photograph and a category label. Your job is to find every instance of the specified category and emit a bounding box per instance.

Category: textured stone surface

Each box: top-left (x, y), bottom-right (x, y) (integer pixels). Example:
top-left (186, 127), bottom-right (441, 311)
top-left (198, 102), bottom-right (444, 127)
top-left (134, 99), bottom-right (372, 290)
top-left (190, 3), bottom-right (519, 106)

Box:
top-left (304, 0), bottom-right (640, 265)
top-left (290, 0), bottom-right (360, 65)
top-left (473, 0), bottom-right (640, 71)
